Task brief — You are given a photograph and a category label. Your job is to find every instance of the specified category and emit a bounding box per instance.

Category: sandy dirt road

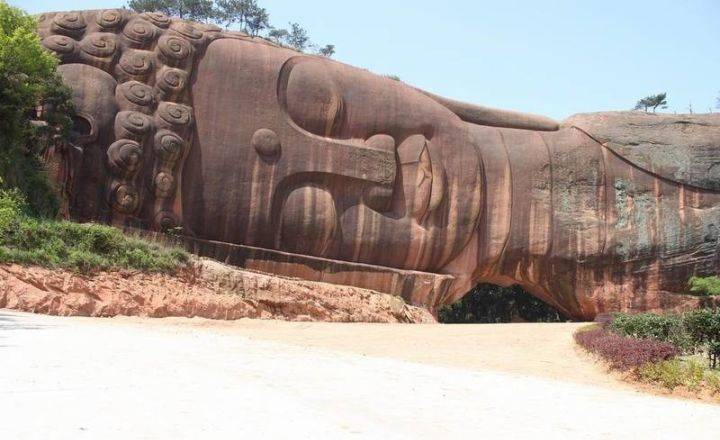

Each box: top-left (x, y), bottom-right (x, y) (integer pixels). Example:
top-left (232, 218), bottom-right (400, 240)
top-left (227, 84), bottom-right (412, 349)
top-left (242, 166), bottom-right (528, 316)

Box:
top-left (1, 310), bottom-right (719, 439)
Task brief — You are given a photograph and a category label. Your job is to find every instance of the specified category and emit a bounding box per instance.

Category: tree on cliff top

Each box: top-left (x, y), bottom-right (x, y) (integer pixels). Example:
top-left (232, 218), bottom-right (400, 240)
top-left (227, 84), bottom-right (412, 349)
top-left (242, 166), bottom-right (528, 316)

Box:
top-left (318, 44), bottom-right (335, 57)
top-left (267, 27), bottom-right (288, 44)
top-left (127, 0), bottom-right (215, 22)
top-left (634, 92), bottom-right (668, 113)
top-left (285, 22), bottom-right (310, 51)
top-left (126, 0), bottom-right (171, 16)
top-left (127, 1), bottom-right (334, 53)
top-left (245, 5), bottom-right (269, 36)
top-left (214, 0), bottom-right (268, 33)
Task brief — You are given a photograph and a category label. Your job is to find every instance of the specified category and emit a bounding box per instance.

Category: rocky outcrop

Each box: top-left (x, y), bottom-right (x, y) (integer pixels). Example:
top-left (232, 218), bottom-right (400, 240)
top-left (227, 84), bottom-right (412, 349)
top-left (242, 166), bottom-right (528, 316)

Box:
top-left (0, 260), bottom-right (434, 323)
top-left (565, 112), bottom-right (720, 191)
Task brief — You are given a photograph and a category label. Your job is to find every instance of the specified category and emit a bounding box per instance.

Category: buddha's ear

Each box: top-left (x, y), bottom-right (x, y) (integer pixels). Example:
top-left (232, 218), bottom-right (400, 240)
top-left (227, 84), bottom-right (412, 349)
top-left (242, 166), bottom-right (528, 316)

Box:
top-left (417, 89), bottom-right (559, 131)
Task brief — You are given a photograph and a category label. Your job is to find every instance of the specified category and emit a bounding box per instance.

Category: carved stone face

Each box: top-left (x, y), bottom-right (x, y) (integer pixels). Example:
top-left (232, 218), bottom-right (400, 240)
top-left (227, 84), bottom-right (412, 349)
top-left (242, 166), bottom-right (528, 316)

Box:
top-left (184, 39), bottom-right (483, 271)
top-left (39, 9), bottom-right (485, 274)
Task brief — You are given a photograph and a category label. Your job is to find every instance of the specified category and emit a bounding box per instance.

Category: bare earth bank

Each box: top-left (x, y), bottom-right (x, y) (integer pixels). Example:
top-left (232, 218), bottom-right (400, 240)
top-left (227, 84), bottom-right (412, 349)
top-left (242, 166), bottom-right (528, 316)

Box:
top-left (0, 260), bottom-right (433, 323)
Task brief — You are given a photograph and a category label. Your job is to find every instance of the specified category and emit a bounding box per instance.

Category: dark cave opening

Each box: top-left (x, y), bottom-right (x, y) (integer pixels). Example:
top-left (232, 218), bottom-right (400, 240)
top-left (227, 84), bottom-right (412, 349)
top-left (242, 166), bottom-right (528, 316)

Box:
top-left (438, 283), bottom-right (568, 323)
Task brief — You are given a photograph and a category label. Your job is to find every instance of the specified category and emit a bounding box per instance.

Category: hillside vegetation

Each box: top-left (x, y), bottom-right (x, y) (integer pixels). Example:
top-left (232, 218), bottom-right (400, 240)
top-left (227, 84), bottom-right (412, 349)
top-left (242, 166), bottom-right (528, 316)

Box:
top-left (0, 188), bottom-right (187, 272)
top-left (0, 2), bottom-right (187, 273)
top-left (0, 2), bottom-right (72, 216)
top-left (576, 310), bottom-right (720, 398)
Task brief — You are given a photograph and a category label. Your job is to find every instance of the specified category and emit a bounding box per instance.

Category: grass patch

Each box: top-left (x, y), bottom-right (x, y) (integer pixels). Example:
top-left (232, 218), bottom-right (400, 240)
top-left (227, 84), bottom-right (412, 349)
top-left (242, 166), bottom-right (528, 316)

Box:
top-left (575, 323), bottom-right (600, 333)
top-left (638, 358), bottom-right (710, 391)
top-left (0, 189), bottom-right (188, 273)
top-left (707, 371), bottom-right (720, 395)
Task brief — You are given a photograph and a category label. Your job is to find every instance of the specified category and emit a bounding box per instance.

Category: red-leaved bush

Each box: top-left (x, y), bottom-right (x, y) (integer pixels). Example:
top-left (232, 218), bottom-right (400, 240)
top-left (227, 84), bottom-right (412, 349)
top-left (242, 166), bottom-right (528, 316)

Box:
top-left (575, 328), bottom-right (679, 370)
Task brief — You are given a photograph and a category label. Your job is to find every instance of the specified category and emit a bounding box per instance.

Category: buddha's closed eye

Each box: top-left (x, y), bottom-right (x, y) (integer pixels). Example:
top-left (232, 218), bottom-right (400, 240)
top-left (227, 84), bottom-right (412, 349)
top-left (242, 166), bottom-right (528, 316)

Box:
top-left (279, 57), bottom-right (345, 139)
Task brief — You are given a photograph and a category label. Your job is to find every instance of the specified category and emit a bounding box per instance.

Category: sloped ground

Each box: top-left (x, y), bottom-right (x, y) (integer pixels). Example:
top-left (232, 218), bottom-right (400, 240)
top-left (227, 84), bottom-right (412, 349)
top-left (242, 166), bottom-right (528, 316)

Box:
top-left (2, 310), bottom-right (719, 439)
top-left (179, 318), bottom-right (624, 387)
top-left (0, 259), bottom-right (433, 323)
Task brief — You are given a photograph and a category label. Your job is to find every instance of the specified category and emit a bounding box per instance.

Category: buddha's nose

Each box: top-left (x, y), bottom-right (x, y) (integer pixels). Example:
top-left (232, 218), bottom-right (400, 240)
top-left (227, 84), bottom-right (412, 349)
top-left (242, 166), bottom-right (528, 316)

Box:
top-left (394, 135), bottom-right (445, 222)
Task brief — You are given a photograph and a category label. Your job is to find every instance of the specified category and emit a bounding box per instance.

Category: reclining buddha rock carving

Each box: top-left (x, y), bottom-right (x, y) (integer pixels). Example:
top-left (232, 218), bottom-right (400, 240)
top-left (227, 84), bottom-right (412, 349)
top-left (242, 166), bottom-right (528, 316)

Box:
top-left (39, 9), bottom-right (720, 320)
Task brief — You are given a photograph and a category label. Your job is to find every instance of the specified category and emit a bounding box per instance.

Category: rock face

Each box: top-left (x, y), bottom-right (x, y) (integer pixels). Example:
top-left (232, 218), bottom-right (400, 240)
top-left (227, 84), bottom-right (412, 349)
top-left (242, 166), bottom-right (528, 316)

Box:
top-left (0, 260), bottom-right (435, 323)
top-left (566, 112), bottom-right (720, 191)
top-left (35, 9), bottom-right (720, 320)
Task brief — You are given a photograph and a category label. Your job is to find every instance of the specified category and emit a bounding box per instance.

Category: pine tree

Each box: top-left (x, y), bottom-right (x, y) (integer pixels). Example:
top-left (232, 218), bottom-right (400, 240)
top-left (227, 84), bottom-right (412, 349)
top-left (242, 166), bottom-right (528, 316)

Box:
top-left (634, 93), bottom-right (668, 113)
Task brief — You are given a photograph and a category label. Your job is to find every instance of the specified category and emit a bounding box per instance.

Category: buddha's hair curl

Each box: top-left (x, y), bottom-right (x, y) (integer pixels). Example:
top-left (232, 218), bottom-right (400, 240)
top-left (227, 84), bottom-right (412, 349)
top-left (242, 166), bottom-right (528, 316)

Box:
top-left (37, 9), bottom-right (278, 230)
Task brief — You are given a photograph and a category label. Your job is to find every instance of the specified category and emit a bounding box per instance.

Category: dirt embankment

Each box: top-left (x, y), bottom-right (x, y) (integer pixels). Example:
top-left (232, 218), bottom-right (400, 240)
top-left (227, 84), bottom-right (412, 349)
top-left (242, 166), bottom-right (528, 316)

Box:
top-left (0, 259), bottom-right (434, 323)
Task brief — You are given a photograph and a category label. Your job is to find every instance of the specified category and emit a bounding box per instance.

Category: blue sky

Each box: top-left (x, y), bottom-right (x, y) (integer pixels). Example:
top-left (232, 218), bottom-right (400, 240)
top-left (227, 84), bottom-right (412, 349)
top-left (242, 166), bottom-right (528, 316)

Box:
top-left (17, 0), bottom-right (720, 119)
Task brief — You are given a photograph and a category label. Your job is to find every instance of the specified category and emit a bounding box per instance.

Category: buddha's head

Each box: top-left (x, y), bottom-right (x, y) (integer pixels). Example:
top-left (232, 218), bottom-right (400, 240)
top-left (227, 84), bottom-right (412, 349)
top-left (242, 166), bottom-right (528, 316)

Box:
top-left (42, 9), bottom-right (556, 273)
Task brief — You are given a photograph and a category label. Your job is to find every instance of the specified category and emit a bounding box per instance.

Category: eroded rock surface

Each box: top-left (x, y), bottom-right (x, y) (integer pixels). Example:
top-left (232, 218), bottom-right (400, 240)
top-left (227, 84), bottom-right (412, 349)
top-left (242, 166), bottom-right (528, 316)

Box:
top-left (0, 260), bottom-right (434, 323)
top-left (567, 112), bottom-right (720, 191)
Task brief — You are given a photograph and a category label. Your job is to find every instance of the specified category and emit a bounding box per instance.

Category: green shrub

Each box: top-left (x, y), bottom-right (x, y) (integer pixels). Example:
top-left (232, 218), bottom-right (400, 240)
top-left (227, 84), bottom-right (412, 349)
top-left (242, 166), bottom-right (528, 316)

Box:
top-left (637, 359), bottom-right (705, 390)
top-left (683, 308), bottom-right (720, 344)
top-left (599, 309), bottom-right (720, 394)
top-left (609, 312), bottom-right (691, 352)
top-left (610, 310), bottom-right (720, 370)
top-left (0, 149), bottom-right (60, 218)
top-left (688, 276), bottom-right (720, 296)
top-left (709, 341), bottom-right (720, 369)
top-left (683, 309), bottom-right (720, 368)
top-left (0, 187), bottom-right (26, 234)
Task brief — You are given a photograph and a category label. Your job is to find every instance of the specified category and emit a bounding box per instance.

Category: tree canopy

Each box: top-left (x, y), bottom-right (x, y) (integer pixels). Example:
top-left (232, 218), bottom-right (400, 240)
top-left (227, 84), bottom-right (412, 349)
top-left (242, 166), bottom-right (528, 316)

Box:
top-left (126, 0), bottom-right (214, 21)
top-left (214, 0), bottom-right (267, 32)
top-left (318, 44), bottom-right (335, 57)
top-left (285, 22), bottom-right (309, 51)
top-left (0, 2), bottom-right (65, 136)
top-left (127, 0), bottom-right (335, 55)
top-left (634, 92), bottom-right (668, 113)
top-left (0, 1), bottom-right (73, 216)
